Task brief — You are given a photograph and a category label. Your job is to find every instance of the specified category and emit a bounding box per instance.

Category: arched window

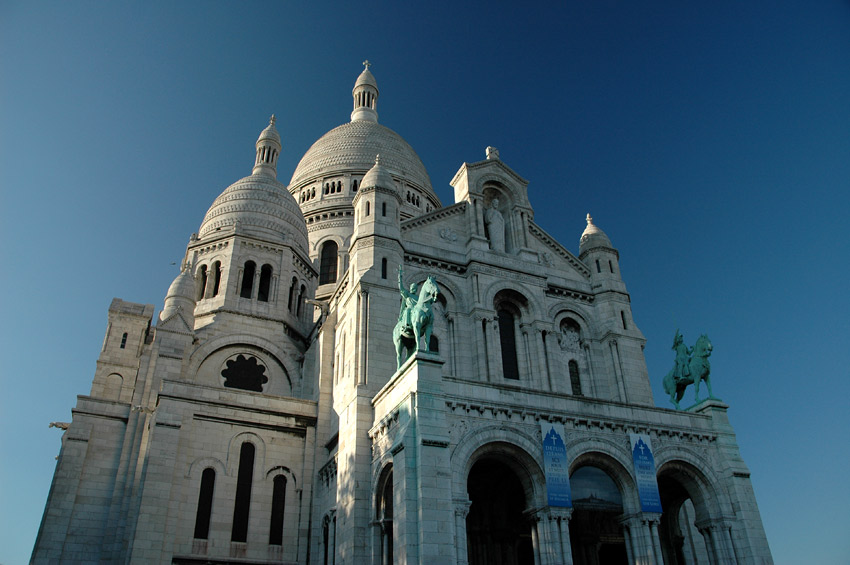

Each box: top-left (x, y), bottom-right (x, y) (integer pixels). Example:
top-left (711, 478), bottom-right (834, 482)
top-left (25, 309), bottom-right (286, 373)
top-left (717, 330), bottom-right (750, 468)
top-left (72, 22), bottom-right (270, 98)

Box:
top-left (365, 201), bottom-right (371, 216)
top-left (319, 241), bottom-right (338, 285)
top-left (497, 309), bottom-right (520, 380)
top-left (297, 285), bottom-right (306, 319)
top-left (287, 276), bottom-right (297, 311)
top-left (429, 335), bottom-right (439, 353)
top-left (231, 442), bottom-right (255, 542)
top-left (382, 202), bottom-right (387, 217)
top-left (381, 258), bottom-right (388, 279)
top-left (269, 475), bottom-right (286, 545)
top-left (197, 265), bottom-right (208, 301)
top-left (569, 360), bottom-right (583, 396)
top-left (609, 260), bottom-right (614, 273)
top-left (120, 332), bottom-right (128, 349)
top-left (377, 466), bottom-right (393, 565)
top-left (258, 264), bottom-right (272, 302)
top-left (211, 261), bottom-right (222, 296)
top-left (240, 261), bottom-right (256, 298)
top-left (621, 311), bottom-right (628, 330)
top-left (352, 179), bottom-right (358, 192)
top-left (193, 468), bottom-right (215, 540)
top-left (596, 259), bottom-right (601, 274)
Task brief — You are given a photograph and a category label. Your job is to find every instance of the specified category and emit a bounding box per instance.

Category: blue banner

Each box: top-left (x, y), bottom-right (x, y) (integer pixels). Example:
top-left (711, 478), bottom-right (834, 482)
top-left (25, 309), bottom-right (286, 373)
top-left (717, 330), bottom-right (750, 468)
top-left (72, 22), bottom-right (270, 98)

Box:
top-left (540, 422), bottom-right (572, 507)
top-left (629, 433), bottom-right (663, 512)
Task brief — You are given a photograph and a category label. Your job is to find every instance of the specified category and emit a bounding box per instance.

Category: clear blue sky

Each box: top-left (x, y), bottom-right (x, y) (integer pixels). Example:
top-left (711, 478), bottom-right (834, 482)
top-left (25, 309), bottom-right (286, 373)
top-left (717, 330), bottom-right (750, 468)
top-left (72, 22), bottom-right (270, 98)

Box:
top-left (2, 2), bottom-right (849, 563)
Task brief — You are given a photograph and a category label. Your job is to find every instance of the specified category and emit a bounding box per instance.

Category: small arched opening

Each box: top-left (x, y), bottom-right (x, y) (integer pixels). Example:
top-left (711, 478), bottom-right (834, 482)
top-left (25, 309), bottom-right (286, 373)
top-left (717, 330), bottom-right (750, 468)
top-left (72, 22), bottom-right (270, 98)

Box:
top-left (240, 261), bottom-right (256, 298)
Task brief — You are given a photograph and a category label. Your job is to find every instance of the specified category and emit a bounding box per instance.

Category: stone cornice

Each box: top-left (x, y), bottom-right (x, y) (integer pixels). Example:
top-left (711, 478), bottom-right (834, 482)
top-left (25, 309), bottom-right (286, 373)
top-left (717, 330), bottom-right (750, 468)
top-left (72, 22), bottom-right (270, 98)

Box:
top-left (400, 202), bottom-right (467, 231)
top-left (403, 252), bottom-right (467, 274)
top-left (545, 284), bottom-right (594, 303)
top-left (444, 397), bottom-right (717, 444)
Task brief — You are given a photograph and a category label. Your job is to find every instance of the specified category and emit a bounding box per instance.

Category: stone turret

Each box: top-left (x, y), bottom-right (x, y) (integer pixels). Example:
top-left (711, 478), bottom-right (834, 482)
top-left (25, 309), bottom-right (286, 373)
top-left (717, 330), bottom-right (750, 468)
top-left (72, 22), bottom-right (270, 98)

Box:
top-left (351, 60), bottom-right (379, 123)
top-left (252, 115), bottom-right (281, 178)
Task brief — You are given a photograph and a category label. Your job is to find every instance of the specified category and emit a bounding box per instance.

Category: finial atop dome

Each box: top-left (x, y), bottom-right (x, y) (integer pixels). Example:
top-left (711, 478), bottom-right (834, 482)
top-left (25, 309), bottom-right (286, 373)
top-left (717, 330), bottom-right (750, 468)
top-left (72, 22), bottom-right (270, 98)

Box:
top-left (352, 61), bottom-right (379, 123)
top-left (253, 116), bottom-right (282, 178)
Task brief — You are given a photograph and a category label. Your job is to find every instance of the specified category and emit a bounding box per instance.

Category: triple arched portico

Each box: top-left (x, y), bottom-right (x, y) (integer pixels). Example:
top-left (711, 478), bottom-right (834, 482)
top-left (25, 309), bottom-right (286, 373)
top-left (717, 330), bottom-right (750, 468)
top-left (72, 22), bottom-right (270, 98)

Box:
top-left (369, 408), bottom-right (739, 565)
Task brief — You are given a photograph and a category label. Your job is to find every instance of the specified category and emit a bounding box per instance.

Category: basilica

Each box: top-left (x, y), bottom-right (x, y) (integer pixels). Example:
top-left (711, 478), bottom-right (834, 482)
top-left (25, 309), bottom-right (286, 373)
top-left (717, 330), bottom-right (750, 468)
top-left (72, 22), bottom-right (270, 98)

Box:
top-left (32, 64), bottom-right (773, 564)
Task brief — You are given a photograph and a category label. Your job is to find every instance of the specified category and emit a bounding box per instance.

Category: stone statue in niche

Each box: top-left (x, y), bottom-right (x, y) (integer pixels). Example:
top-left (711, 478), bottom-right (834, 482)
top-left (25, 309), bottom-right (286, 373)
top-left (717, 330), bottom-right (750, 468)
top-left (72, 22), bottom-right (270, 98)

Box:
top-left (484, 197), bottom-right (506, 252)
top-left (221, 354), bottom-right (268, 392)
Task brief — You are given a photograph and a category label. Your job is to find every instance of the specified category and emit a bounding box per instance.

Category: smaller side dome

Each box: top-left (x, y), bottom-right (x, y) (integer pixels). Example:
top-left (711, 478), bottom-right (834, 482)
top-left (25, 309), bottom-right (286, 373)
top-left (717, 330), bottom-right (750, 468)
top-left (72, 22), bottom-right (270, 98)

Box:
top-left (160, 266), bottom-right (196, 324)
top-left (579, 213), bottom-right (613, 254)
top-left (360, 154), bottom-right (396, 192)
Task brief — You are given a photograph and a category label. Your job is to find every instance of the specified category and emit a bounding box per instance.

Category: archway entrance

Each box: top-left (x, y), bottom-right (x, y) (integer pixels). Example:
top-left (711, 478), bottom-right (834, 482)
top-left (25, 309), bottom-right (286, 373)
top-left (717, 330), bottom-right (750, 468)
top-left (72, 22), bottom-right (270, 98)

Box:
top-left (657, 475), bottom-right (711, 565)
top-left (568, 465), bottom-right (628, 565)
top-left (466, 458), bottom-right (534, 565)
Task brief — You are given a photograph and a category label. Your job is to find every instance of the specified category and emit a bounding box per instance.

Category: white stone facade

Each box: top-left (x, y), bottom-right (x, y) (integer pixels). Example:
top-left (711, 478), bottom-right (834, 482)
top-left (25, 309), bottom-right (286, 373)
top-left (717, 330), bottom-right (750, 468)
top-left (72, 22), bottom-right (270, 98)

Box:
top-left (32, 65), bottom-right (772, 565)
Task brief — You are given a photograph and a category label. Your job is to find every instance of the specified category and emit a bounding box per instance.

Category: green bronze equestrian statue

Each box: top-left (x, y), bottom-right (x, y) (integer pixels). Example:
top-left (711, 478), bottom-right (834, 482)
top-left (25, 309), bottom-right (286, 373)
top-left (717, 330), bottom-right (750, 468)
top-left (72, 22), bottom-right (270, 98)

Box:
top-left (663, 331), bottom-right (715, 409)
top-left (392, 266), bottom-right (439, 369)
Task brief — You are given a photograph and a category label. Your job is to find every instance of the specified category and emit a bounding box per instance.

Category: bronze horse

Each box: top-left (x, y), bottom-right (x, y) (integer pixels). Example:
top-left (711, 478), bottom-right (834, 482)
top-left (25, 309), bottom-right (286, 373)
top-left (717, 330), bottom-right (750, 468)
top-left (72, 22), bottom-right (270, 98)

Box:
top-left (663, 334), bottom-right (714, 409)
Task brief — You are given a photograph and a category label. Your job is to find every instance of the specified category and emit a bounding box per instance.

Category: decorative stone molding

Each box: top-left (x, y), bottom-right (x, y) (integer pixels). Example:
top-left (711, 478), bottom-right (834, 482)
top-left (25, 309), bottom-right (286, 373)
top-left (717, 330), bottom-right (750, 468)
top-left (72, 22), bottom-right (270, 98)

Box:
top-left (528, 221), bottom-right (590, 276)
top-left (545, 284), bottom-right (594, 303)
top-left (404, 253), bottom-right (466, 274)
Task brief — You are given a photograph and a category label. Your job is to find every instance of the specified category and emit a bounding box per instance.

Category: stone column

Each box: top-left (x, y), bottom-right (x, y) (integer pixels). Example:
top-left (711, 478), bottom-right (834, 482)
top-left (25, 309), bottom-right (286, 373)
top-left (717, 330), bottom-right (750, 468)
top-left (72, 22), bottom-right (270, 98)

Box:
top-left (697, 524), bottom-right (718, 565)
top-left (454, 500), bottom-right (472, 565)
top-left (357, 289), bottom-right (368, 384)
top-left (520, 323), bottom-right (533, 383)
top-left (581, 341), bottom-right (595, 397)
top-left (475, 316), bottom-right (489, 382)
top-left (474, 198), bottom-right (484, 236)
top-left (529, 513), bottom-right (544, 565)
top-left (648, 516), bottom-right (664, 565)
top-left (548, 507), bottom-right (574, 565)
top-left (447, 314), bottom-right (457, 376)
top-left (487, 317), bottom-right (500, 381)
top-left (620, 514), bottom-right (658, 565)
top-left (536, 328), bottom-right (552, 392)
top-left (608, 339), bottom-right (628, 402)
top-left (622, 525), bottom-right (635, 565)
top-left (520, 211), bottom-right (530, 248)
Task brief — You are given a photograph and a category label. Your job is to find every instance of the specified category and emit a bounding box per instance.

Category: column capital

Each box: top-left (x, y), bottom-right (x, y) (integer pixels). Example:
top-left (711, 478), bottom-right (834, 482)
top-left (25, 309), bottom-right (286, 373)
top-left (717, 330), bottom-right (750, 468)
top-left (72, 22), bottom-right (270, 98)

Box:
top-left (453, 499), bottom-right (472, 518)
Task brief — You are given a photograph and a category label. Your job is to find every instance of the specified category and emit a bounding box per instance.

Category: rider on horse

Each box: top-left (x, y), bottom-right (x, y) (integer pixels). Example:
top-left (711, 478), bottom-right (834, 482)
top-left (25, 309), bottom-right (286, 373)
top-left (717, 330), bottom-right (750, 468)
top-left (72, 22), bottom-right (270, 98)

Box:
top-left (398, 266), bottom-right (418, 328)
top-left (672, 329), bottom-right (692, 384)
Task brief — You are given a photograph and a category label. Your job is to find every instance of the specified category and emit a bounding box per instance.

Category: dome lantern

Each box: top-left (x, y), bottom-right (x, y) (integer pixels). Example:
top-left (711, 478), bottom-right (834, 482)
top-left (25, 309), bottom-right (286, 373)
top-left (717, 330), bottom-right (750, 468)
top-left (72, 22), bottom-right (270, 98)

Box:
top-left (252, 115), bottom-right (281, 178)
top-left (351, 60), bottom-right (379, 123)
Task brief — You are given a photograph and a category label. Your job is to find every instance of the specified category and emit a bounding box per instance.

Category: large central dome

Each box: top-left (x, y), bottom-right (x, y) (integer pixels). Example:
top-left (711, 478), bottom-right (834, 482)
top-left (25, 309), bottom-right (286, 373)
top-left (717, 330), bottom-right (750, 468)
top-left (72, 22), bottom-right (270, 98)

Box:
top-left (289, 120), bottom-right (434, 196)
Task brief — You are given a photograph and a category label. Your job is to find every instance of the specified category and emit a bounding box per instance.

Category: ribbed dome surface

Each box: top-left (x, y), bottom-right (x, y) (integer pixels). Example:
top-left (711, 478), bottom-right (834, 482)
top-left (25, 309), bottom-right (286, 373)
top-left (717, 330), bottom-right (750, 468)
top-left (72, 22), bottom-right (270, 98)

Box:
top-left (354, 68), bottom-right (378, 90)
top-left (199, 173), bottom-right (309, 252)
top-left (289, 121), bottom-right (435, 198)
